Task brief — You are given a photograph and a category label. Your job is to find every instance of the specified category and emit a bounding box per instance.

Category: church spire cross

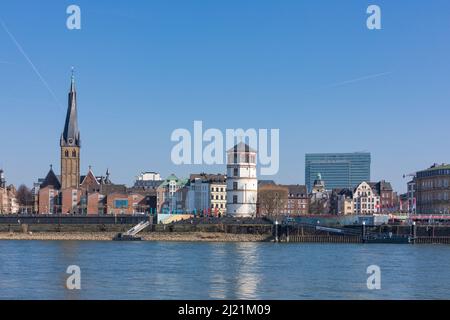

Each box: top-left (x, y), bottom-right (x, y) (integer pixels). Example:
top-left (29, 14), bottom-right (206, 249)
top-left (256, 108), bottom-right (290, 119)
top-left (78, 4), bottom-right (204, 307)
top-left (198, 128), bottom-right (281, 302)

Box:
top-left (61, 67), bottom-right (80, 147)
top-left (70, 66), bottom-right (75, 92)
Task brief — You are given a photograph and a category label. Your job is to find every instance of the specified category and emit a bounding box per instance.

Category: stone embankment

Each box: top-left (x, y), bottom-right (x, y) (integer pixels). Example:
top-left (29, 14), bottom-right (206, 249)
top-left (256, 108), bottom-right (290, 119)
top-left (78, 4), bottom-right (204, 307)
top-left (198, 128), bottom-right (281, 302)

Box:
top-left (0, 231), bottom-right (271, 242)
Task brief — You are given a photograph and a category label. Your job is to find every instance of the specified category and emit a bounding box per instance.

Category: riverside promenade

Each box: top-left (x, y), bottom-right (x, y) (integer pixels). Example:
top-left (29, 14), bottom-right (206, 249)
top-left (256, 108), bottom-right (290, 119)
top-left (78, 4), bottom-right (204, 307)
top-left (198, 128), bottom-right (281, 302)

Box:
top-left (0, 215), bottom-right (273, 242)
top-left (2, 214), bottom-right (450, 244)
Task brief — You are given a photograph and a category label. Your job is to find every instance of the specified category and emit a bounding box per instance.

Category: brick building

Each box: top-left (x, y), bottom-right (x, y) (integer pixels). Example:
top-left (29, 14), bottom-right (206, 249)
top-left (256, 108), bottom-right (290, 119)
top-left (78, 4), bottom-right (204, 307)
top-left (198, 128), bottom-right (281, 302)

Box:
top-left (281, 184), bottom-right (309, 215)
top-left (370, 180), bottom-right (395, 213)
top-left (415, 164), bottom-right (450, 214)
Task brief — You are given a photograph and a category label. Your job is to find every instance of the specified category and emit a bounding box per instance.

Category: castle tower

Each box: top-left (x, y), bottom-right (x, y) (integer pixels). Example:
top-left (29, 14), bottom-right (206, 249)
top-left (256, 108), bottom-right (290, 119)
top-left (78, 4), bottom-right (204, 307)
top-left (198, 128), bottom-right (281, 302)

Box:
top-left (226, 142), bottom-right (258, 217)
top-left (60, 69), bottom-right (81, 190)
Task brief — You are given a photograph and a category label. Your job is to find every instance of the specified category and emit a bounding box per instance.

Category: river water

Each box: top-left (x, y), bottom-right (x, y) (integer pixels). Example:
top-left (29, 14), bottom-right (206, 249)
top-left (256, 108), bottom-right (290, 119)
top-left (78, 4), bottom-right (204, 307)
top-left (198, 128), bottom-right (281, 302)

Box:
top-left (1, 241), bottom-right (449, 300)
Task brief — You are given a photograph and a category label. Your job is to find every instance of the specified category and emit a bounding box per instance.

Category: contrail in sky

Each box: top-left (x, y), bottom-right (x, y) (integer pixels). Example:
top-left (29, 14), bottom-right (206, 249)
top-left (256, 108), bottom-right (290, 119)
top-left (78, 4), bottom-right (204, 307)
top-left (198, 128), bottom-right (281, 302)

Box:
top-left (0, 17), bottom-right (63, 111)
top-left (324, 71), bottom-right (393, 88)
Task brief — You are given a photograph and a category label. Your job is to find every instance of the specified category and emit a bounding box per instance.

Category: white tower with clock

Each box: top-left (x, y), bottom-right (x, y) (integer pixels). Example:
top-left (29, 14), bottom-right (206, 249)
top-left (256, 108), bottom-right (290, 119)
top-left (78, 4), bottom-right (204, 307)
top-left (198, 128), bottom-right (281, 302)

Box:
top-left (226, 142), bottom-right (258, 217)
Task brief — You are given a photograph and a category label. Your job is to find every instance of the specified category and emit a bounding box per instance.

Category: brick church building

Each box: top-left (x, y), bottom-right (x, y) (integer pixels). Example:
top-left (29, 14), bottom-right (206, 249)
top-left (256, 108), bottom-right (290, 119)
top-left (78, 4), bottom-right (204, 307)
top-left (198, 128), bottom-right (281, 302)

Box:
top-left (37, 71), bottom-right (156, 215)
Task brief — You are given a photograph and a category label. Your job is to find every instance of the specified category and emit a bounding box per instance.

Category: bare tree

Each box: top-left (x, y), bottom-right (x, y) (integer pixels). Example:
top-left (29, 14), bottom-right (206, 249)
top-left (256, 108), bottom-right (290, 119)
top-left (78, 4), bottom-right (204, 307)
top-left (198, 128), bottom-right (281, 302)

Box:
top-left (16, 184), bottom-right (33, 212)
top-left (309, 198), bottom-right (329, 215)
top-left (258, 185), bottom-right (288, 217)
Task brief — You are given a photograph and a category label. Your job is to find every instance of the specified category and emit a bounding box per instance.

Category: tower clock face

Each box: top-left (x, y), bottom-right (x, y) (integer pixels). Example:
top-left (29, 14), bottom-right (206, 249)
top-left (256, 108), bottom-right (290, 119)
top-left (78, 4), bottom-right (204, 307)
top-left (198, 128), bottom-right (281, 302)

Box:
top-left (68, 138), bottom-right (74, 144)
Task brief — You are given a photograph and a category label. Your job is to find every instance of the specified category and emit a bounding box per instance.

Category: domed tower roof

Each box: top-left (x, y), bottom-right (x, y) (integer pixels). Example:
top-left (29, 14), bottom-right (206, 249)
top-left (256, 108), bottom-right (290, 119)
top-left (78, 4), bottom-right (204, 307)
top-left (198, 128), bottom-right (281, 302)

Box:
top-left (227, 142), bottom-right (256, 153)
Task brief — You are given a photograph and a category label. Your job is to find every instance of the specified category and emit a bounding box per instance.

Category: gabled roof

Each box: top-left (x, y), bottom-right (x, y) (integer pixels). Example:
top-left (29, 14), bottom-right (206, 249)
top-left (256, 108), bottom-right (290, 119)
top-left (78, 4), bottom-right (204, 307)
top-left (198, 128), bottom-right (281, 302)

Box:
top-left (40, 167), bottom-right (61, 190)
top-left (369, 180), bottom-right (393, 193)
top-left (158, 174), bottom-right (188, 188)
top-left (258, 180), bottom-right (276, 186)
top-left (189, 173), bottom-right (226, 183)
top-left (354, 181), bottom-right (379, 196)
top-left (378, 180), bottom-right (393, 191)
top-left (227, 142), bottom-right (256, 153)
top-left (281, 184), bottom-right (308, 197)
top-left (338, 188), bottom-right (353, 197)
top-left (80, 169), bottom-right (100, 187)
top-left (100, 184), bottom-right (127, 195)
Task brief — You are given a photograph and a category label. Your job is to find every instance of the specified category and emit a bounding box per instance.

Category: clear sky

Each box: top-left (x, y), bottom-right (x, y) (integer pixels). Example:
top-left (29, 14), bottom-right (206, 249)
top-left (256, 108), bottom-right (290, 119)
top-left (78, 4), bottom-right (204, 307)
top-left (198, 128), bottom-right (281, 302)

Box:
top-left (1, 0), bottom-right (450, 193)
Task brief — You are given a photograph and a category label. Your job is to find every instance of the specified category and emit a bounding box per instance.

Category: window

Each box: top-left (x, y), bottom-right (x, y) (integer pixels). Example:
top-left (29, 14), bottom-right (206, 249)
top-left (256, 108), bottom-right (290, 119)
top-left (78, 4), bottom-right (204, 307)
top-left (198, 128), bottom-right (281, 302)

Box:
top-left (233, 168), bottom-right (238, 177)
top-left (233, 195), bottom-right (238, 204)
top-left (114, 199), bottom-right (128, 209)
top-left (233, 182), bottom-right (238, 190)
top-left (72, 150), bottom-right (77, 157)
top-left (65, 150), bottom-right (69, 157)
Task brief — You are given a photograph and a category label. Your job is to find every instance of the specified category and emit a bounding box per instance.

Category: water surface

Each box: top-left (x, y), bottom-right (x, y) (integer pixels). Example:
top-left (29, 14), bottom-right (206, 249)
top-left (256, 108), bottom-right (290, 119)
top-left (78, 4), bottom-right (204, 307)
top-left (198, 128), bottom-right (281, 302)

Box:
top-left (1, 241), bottom-right (449, 299)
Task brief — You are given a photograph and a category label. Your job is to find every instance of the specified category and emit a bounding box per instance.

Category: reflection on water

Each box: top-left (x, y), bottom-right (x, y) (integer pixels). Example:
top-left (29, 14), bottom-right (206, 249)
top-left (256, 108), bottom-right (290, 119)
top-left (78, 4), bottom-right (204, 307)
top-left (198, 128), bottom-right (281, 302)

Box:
top-left (208, 244), bottom-right (228, 299)
top-left (1, 241), bottom-right (450, 300)
top-left (235, 243), bottom-right (260, 300)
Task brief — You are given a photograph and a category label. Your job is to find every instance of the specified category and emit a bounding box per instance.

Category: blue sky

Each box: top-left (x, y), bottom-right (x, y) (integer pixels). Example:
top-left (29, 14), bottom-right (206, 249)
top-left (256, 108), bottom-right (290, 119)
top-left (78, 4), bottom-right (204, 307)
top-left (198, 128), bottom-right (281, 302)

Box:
top-left (1, 0), bottom-right (450, 193)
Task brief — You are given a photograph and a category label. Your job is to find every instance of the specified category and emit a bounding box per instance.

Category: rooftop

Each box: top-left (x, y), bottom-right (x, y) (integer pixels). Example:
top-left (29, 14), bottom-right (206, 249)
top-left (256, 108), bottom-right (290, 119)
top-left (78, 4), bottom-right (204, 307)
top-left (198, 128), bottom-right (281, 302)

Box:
top-left (420, 163), bottom-right (450, 172)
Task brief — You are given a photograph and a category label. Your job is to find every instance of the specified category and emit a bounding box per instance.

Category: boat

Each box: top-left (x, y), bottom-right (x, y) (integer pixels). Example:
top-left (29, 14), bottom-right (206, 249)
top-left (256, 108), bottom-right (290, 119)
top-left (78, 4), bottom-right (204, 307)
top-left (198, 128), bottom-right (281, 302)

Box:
top-left (113, 233), bottom-right (142, 241)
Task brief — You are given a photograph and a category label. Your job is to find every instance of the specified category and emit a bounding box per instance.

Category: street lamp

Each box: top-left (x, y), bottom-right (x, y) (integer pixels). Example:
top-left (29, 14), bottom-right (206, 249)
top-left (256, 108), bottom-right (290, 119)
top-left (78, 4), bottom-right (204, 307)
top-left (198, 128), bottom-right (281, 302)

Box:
top-left (275, 220), bottom-right (279, 242)
top-left (362, 220), bottom-right (366, 241)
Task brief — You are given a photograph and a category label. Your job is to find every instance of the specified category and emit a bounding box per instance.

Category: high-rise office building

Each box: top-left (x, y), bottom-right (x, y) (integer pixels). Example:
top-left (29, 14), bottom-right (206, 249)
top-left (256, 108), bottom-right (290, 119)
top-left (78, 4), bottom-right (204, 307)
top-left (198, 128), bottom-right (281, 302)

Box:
top-left (305, 153), bottom-right (371, 192)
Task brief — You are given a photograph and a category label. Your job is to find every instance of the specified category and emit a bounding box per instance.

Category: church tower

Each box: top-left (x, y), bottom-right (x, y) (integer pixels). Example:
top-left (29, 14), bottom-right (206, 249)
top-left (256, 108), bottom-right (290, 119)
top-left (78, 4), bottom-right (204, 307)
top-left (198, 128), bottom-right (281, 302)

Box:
top-left (60, 69), bottom-right (81, 190)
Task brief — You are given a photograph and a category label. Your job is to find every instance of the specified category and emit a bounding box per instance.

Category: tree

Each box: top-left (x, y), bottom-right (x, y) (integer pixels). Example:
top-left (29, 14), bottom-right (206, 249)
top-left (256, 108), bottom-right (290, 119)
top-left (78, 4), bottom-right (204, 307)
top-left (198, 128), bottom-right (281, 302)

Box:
top-left (16, 184), bottom-right (33, 207)
top-left (309, 197), bottom-right (330, 215)
top-left (258, 184), bottom-right (288, 217)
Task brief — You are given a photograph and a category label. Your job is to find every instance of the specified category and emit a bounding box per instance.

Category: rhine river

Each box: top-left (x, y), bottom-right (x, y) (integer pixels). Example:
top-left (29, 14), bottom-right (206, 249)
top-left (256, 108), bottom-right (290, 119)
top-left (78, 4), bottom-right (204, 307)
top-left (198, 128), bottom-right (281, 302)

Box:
top-left (1, 241), bottom-right (450, 300)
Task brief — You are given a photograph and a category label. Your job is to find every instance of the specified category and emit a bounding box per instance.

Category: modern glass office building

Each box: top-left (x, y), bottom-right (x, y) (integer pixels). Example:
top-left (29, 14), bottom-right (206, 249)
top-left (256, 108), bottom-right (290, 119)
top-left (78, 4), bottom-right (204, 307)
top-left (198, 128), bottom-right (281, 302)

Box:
top-left (305, 153), bottom-right (371, 192)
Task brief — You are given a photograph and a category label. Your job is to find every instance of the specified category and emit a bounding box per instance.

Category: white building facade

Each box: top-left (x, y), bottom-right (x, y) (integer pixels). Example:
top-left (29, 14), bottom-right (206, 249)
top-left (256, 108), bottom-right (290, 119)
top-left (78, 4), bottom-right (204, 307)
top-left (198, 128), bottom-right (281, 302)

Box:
top-left (353, 181), bottom-right (381, 215)
top-left (226, 143), bottom-right (258, 217)
top-left (186, 173), bottom-right (227, 216)
top-left (134, 171), bottom-right (162, 189)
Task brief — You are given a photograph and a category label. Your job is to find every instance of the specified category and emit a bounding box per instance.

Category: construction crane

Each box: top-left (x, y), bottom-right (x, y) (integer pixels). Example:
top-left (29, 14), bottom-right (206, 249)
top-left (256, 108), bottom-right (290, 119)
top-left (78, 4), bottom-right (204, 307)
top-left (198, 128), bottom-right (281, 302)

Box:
top-left (403, 172), bottom-right (416, 179)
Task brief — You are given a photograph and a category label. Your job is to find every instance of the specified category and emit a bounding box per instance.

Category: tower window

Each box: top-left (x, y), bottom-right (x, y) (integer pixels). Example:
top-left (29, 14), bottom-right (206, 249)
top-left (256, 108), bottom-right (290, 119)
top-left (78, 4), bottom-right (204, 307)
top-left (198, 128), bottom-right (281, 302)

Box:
top-left (72, 150), bottom-right (77, 157)
top-left (65, 150), bottom-right (69, 157)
